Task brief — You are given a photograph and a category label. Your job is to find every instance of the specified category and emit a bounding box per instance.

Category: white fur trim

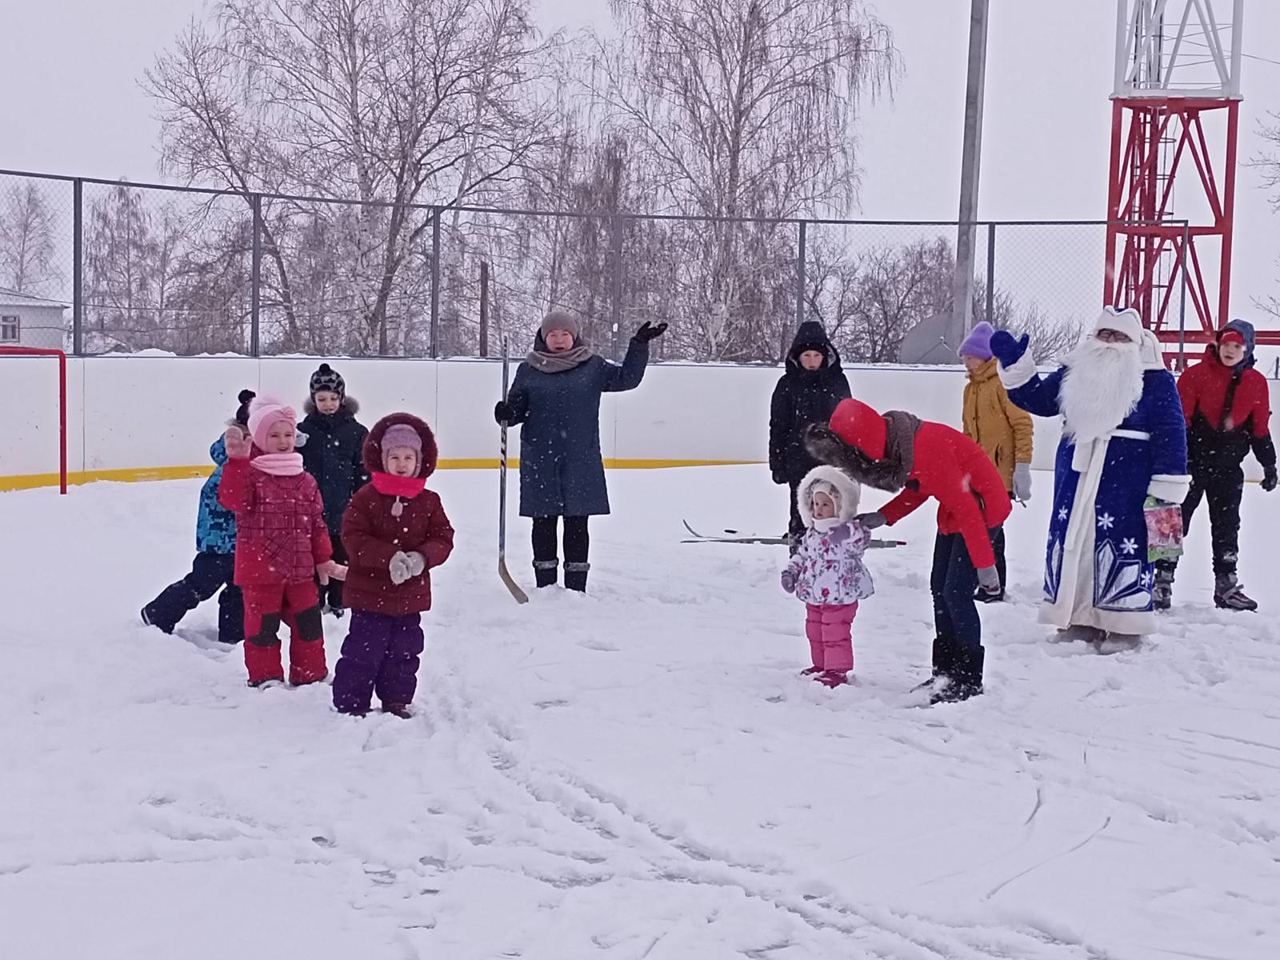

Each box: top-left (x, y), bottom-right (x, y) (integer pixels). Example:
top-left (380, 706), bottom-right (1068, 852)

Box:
top-left (1096, 306), bottom-right (1144, 344)
top-left (997, 350), bottom-right (1038, 390)
top-left (1148, 474), bottom-right (1191, 504)
top-left (796, 465), bottom-right (862, 528)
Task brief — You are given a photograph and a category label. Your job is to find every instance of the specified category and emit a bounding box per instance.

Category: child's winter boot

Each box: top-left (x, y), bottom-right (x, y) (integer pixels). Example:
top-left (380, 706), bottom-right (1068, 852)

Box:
top-left (1214, 573), bottom-right (1257, 612)
top-left (1152, 563), bottom-right (1175, 611)
top-left (381, 702), bottom-right (412, 719)
top-left (817, 670), bottom-right (848, 688)
top-left (930, 647), bottom-right (984, 704)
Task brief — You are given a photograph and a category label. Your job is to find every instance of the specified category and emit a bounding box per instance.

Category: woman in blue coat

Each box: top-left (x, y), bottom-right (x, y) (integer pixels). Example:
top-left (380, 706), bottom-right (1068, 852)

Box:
top-left (494, 311), bottom-right (667, 592)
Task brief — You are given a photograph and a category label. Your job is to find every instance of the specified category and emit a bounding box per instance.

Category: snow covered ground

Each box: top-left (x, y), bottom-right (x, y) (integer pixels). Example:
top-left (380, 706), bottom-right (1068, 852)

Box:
top-left (2, 466), bottom-right (1279, 960)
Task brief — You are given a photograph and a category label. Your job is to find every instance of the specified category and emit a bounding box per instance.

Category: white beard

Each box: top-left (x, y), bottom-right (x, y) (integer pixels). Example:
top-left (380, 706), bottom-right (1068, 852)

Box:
top-left (1059, 337), bottom-right (1144, 443)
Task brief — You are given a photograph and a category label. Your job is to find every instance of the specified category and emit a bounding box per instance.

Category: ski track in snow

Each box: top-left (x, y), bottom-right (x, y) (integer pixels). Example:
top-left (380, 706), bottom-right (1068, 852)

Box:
top-left (2, 466), bottom-right (1279, 959)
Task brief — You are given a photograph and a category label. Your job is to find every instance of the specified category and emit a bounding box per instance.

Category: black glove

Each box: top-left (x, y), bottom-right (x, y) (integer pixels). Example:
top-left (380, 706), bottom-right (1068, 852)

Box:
top-left (771, 468), bottom-right (787, 486)
top-left (633, 321), bottom-right (668, 344)
top-left (494, 400), bottom-right (514, 425)
top-left (1263, 464), bottom-right (1278, 493)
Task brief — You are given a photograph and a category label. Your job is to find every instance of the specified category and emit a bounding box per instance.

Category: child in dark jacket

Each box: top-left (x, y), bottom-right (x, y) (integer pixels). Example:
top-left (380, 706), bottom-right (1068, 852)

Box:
top-left (220, 395), bottom-right (342, 687)
top-left (769, 322), bottom-right (852, 549)
top-left (142, 389), bottom-right (255, 644)
top-left (1155, 319), bottom-right (1277, 611)
top-left (298, 363), bottom-right (369, 616)
top-left (332, 414), bottom-right (455, 718)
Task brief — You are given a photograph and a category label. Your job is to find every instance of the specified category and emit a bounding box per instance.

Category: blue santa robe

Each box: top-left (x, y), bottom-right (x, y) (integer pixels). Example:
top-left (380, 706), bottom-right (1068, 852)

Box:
top-left (1001, 357), bottom-right (1189, 634)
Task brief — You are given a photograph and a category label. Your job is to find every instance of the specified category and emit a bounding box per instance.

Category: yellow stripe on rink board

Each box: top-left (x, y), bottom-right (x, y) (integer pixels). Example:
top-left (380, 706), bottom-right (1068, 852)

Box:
top-left (0, 458), bottom-right (763, 491)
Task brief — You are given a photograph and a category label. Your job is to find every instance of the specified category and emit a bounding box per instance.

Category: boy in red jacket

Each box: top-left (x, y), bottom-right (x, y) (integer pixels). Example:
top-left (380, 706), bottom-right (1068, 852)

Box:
top-left (220, 395), bottom-right (342, 687)
top-left (807, 398), bottom-right (1011, 703)
top-left (1155, 319), bottom-right (1277, 611)
top-left (332, 414), bottom-right (455, 718)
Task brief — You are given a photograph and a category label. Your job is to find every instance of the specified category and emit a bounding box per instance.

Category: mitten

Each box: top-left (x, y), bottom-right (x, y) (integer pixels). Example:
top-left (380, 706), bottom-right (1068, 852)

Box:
top-left (1263, 465), bottom-right (1278, 493)
top-left (826, 523), bottom-right (852, 545)
top-left (771, 468), bottom-right (787, 485)
top-left (295, 430), bottom-right (309, 448)
top-left (989, 330), bottom-right (1030, 368)
top-left (224, 425), bottom-right (251, 460)
top-left (1012, 462), bottom-right (1033, 502)
top-left (976, 565), bottom-right (1001, 595)
top-left (855, 511), bottom-right (887, 530)
top-left (389, 551), bottom-right (413, 586)
top-left (633, 320), bottom-right (669, 344)
top-left (493, 401), bottom-right (514, 425)
top-left (780, 569), bottom-right (797, 594)
top-left (404, 551), bottom-right (426, 577)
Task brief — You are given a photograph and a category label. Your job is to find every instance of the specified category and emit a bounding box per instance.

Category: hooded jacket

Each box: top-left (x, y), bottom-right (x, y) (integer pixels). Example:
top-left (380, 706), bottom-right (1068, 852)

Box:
top-left (769, 322), bottom-right (852, 483)
top-left (196, 437), bottom-right (237, 555)
top-left (783, 465), bottom-right (875, 605)
top-left (299, 397), bottom-right (370, 534)
top-left (1175, 319), bottom-right (1276, 473)
top-left (341, 414), bottom-right (455, 616)
top-left (962, 357), bottom-right (1034, 490)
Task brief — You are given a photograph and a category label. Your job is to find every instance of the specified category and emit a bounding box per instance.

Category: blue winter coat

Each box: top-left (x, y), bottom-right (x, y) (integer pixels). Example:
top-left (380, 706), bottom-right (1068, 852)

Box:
top-left (506, 339), bottom-right (651, 517)
top-left (1008, 367), bottom-right (1188, 618)
top-left (196, 437), bottom-right (237, 555)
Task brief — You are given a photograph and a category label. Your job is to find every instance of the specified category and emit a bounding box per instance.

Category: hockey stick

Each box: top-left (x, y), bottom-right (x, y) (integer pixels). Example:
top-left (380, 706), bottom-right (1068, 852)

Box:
top-left (498, 342), bottom-right (529, 604)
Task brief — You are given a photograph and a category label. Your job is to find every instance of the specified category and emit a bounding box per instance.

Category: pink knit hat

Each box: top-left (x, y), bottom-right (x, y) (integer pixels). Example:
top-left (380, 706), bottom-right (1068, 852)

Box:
top-left (246, 395), bottom-right (297, 450)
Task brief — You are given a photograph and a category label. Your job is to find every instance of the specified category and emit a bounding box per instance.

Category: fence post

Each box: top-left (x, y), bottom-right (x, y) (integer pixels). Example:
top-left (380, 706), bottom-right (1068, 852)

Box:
top-left (796, 220), bottom-right (808, 328)
top-left (72, 179), bottom-right (83, 355)
top-left (479, 260), bottom-right (490, 358)
top-left (611, 215), bottom-right (623, 362)
top-left (430, 209), bottom-right (441, 359)
top-left (250, 193), bottom-right (262, 357)
top-left (985, 222), bottom-right (996, 325)
top-left (1177, 221), bottom-right (1189, 371)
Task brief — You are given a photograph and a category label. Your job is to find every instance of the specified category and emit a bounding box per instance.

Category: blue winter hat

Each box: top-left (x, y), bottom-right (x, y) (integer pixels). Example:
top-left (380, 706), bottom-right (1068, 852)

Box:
top-left (1219, 319), bottom-right (1256, 361)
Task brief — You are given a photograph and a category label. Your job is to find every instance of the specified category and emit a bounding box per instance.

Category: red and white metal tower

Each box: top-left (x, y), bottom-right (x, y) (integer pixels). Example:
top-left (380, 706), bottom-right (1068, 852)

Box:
top-left (1104, 0), bottom-right (1273, 363)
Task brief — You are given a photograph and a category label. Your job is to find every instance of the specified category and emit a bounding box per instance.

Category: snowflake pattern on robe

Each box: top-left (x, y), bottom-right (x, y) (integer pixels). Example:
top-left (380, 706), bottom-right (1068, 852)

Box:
top-left (785, 521), bottom-right (875, 606)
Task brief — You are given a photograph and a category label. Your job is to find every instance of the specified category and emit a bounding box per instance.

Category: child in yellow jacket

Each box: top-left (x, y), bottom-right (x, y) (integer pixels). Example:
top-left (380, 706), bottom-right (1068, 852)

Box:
top-left (958, 322), bottom-right (1034, 601)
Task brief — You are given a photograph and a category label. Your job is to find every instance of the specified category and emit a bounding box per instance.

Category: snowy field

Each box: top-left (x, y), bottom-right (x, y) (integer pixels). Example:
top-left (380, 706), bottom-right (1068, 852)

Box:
top-left (2, 466), bottom-right (1279, 960)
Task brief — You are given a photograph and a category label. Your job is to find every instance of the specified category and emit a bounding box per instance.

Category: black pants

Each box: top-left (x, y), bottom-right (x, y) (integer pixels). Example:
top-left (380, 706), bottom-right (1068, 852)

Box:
top-left (144, 552), bottom-right (244, 644)
top-left (1159, 465), bottom-right (1243, 578)
top-left (319, 536), bottom-right (349, 610)
top-left (532, 516), bottom-right (590, 590)
top-left (787, 479), bottom-right (805, 543)
top-left (929, 531), bottom-right (989, 685)
top-left (991, 524), bottom-right (1007, 593)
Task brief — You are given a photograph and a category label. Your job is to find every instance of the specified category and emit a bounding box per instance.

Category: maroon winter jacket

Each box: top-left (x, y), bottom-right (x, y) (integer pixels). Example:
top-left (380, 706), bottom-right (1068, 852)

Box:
top-left (218, 457), bottom-right (333, 585)
top-left (341, 413), bottom-right (455, 616)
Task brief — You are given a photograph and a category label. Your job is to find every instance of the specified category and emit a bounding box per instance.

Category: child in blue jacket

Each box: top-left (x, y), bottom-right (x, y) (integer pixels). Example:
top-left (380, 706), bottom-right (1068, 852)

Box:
top-left (142, 390), bottom-right (255, 644)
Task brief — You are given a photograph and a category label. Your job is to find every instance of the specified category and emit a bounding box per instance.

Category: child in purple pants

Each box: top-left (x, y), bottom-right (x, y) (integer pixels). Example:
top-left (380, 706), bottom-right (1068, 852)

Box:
top-left (332, 413), bottom-right (454, 718)
top-left (780, 465), bottom-right (875, 688)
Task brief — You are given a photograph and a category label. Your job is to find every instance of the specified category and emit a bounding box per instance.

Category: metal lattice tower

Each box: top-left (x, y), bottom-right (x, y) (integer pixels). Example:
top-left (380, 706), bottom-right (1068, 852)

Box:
top-left (1104, 0), bottom-right (1274, 362)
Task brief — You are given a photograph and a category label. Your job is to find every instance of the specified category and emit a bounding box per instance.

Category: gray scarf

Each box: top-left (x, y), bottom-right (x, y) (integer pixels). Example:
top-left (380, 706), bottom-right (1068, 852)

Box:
top-left (527, 336), bottom-right (593, 373)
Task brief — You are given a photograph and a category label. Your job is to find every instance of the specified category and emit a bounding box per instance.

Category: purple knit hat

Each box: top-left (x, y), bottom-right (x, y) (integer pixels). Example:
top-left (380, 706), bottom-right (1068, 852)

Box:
top-left (958, 321), bottom-right (995, 360)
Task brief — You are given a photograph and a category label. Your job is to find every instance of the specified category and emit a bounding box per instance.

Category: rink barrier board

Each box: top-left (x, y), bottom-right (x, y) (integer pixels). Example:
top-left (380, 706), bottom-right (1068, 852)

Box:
top-left (0, 458), bottom-right (763, 492)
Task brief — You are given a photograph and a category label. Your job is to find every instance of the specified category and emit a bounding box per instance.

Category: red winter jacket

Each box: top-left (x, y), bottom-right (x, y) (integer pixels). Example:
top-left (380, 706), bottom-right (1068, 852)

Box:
top-left (830, 400), bottom-right (1011, 569)
top-left (1176, 347), bottom-right (1274, 472)
top-left (218, 458), bottom-right (333, 585)
top-left (341, 413), bottom-right (455, 616)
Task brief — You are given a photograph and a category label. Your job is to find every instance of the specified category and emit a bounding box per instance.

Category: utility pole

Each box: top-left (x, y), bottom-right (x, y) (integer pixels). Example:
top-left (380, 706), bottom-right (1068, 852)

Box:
top-left (950, 0), bottom-right (990, 353)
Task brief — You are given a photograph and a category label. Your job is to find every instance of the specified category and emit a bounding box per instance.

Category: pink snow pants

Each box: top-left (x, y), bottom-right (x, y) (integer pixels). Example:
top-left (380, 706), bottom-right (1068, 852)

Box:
top-left (805, 602), bottom-right (858, 672)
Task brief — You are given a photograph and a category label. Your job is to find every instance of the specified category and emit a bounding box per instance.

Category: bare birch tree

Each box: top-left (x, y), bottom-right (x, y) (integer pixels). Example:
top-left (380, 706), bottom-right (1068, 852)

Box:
top-left (0, 181), bottom-right (59, 295)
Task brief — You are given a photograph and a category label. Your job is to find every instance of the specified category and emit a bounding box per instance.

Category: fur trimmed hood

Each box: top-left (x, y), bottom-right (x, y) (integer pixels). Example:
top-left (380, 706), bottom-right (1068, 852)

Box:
top-left (363, 412), bottom-right (438, 478)
top-left (795, 465), bottom-right (861, 528)
top-left (303, 395), bottom-right (361, 417)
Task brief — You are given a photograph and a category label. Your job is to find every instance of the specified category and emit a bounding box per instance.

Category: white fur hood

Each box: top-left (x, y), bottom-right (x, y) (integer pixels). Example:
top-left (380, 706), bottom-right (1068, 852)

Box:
top-left (796, 465), bottom-right (862, 528)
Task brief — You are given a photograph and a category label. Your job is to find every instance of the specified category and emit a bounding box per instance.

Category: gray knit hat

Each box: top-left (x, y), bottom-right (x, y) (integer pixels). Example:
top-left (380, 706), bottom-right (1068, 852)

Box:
top-left (540, 311), bottom-right (580, 340)
top-left (309, 362), bottom-right (345, 398)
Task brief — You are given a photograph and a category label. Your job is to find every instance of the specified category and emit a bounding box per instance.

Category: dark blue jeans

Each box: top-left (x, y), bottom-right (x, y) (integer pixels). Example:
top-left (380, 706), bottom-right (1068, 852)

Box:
top-left (931, 532), bottom-right (983, 651)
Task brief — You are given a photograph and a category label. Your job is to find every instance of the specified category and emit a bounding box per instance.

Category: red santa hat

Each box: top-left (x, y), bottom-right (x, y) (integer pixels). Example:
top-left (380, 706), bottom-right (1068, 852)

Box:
top-left (829, 398), bottom-right (887, 460)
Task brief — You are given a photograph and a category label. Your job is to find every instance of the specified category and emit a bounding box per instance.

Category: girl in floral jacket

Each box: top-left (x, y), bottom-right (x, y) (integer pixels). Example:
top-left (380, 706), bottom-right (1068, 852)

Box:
top-left (780, 465), bottom-right (875, 688)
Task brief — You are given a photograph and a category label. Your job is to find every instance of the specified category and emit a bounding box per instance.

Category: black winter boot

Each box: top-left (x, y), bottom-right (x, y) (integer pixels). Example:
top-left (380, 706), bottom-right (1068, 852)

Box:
top-left (1214, 573), bottom-right (1257, 612)
top-left (914, 636), bottom-right (957, 691)
top-left (931, 646), bottom-right (984, 704)
top-left (533, 560), bottom-right (558, 589)
top-left (1152, 562), bottom-right (1176, 611)
top-left (564, 561), bottom-right (590, 593)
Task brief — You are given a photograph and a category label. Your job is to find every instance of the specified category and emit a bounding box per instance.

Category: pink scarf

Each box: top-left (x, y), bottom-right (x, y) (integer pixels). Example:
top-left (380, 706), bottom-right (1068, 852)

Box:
top-left (251, 452), bottom-right (305, 476)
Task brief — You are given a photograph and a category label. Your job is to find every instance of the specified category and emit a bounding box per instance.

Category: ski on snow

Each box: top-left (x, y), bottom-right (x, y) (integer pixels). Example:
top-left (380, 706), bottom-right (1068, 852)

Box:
top-left (681, 520), bottom-right (905, 549)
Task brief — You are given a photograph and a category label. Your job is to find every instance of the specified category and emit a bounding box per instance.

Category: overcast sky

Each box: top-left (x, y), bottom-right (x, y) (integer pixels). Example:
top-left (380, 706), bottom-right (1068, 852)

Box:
top-left (2, 0), bottom-right (1278, 319)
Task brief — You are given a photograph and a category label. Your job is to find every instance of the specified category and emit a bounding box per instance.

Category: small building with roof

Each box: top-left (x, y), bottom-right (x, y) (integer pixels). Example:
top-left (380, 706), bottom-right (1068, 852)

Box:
top-left (0, 287), bottom-right (67, 350)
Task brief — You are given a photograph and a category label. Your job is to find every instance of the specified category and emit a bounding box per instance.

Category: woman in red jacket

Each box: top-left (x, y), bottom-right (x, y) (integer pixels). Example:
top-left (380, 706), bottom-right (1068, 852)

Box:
top-left (331, 413), bottom-right (455, 718)
top-left (220, 396), bottom-right (342, 687)
top-left (807, 398), bottom-right (1011, 703)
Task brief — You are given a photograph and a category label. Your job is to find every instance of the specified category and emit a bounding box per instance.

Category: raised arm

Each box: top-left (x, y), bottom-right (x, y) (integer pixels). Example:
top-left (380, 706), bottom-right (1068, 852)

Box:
top-left (991, 330), bottom-right (1065, 418)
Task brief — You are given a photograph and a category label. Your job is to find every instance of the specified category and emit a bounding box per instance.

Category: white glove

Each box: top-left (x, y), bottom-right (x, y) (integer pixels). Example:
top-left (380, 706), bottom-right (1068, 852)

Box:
top-left (295, 430), bottom-right (309, 448)
top-left (404, 551), bottom-right (426, 577)
top-left (389, 551), bottom-right (413, 585)
top-left (1013, 462), bottom-right (1032, 503)
top-left (976, 565), bottom-right (1001, 595)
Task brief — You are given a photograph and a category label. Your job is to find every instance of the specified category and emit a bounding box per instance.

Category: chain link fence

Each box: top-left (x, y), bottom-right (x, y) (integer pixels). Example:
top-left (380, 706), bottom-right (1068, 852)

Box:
top-left (0, 168), bottom-right (1180, 364)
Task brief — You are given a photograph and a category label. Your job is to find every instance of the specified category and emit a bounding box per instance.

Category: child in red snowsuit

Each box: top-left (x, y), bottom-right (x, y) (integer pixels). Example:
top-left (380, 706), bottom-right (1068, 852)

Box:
top-left (332, 414), bottom-right (455, 717)
top-left (219, 395), bottom-right (343, 687)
